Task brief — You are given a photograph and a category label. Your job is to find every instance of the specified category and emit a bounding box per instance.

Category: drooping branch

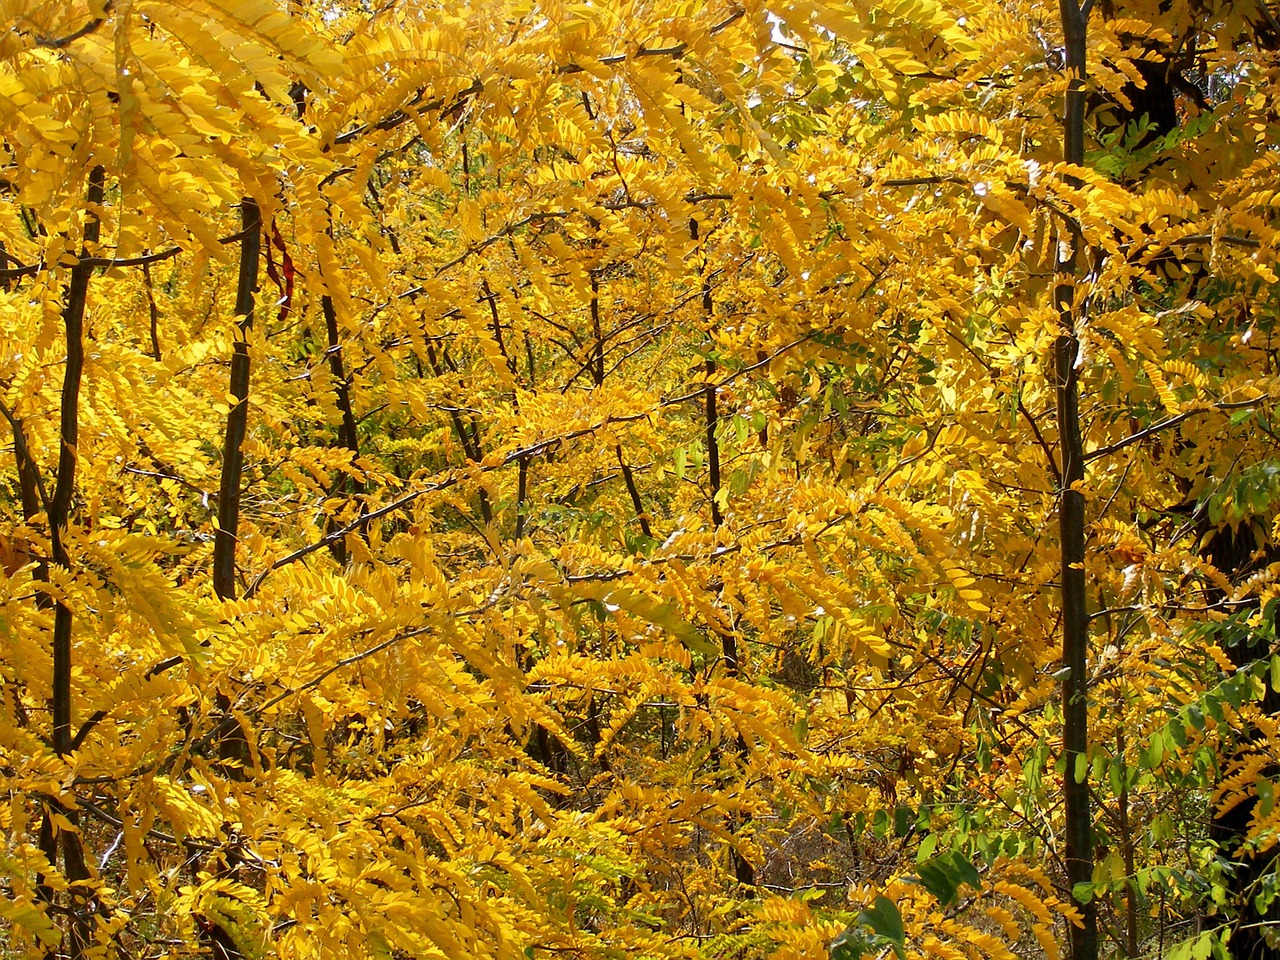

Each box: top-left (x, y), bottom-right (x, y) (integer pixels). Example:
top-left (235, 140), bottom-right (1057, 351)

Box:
top-left (245, 410), bottom-right (652, 597)
top-left (0, 225), bottom-right (258, 282)
top-left (0, 261), bottom-right (40, 281)
top-left (329, 13), bottom-right (746, 148)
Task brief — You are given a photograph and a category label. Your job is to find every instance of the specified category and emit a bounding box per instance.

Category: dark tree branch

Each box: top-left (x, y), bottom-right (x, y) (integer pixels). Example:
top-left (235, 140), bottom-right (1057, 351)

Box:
top-left (0, 261), bottom-right (41, 280)
top-left (617, 446), bottom-right (653, 539)
top-left (1085, 399), bottom-right (1263, 462)
top-left (32, 1), bottom-right (113, 48)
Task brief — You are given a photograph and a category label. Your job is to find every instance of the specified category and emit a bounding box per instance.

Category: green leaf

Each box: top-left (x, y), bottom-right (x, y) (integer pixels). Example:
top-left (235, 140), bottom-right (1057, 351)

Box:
top-left (1186, 704), bottom-right (1205, 731)
top-left (860, 895), bottom-right (905, 947)
top-left (1230, 407), bottom-right (1255, 426)
top-left (831, 897), bottom-right (906, 960)
top-left (915, 850), bottom-right (981, 905)
top-left (1072, 881), bottom-right (1096, 905)
top-left (948, 850), bottom-right (981, 890)
top-left (916, 833), bottom-right (938, 862)
top-left (830, 926), bottom-right (873, 960)
top-left (894, 804), bottom-right (912, 837)
top-left (1144, 734), bottom-right (1164, 769)
top-left (1205, 695), bottom-right (1225, 725)
top-left (1188, 931), bottom-right (1214, 960)
top-left (1258, 778), bottom-right (1275, 818)
top-left (916, 858), bottom-right (958, 904)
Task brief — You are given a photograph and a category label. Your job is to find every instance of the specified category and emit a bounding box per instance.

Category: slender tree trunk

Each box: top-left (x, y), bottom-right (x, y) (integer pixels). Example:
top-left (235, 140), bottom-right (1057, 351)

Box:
top-left (41, 164), bottom-right (106, 960)
top-left (0, 401), bottom-right (42, 731)
top-left (213, 199), bottom-right (261, 602)
top-left (424, 341), bottom-right (492, 524)
top-left (704, 364), bottom-right (724, 531)
top-left (617, 445), bottom-right (652, 540)
top-left (142, 259), bottom-right (162, 361)
top-left (691, 218), bottom-right (752, 887)
top-left (514, 456), bottom-right (528, 539)
top-left (212, 199), bottom-right (260, 785)
top-left (321, 294), bottom-right (364, 564)
top-left (590, 271), bottom-right (605, 386)
top-left (1115, 727), bottom-right (1139, 958)
top-left (1056, 3), bottom-right (1097, 958)
top-left (4, 318), bottom-right (55, 951)
top-left (50, 167), bottom-right (103, 756)
top-left (204, 199), bottom-right (260, 960)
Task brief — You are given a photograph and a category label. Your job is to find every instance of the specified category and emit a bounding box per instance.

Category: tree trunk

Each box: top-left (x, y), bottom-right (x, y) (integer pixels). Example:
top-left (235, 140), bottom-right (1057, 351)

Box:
top-left (213, 198), bottom-right (262, 603)
top-left (1056, 2), bottom-right (1097, 958)
top-left (205, 198), bottom-right (260, 960)
top-left (1201, 525), bottom-right (1280, 960)
top-left (43, 164), bottom-right (106, 960)
top-left (691, 217), bottom-right (753, 887)
top-left (321, 293), bottom-right (364, 564)
top-left (212, 199), bottom-right (260, 774)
